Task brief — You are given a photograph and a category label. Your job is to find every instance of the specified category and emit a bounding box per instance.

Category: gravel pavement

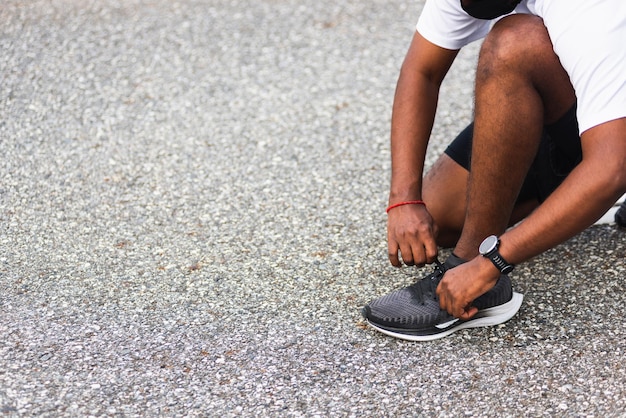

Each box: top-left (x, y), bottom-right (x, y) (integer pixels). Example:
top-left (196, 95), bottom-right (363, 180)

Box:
top-left (1, 0), bottom-right (625, 416)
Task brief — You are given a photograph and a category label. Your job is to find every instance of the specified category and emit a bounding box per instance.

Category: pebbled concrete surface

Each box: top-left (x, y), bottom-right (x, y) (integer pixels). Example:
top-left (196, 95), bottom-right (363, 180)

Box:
top-left (1, 0), bottom-right (625, 416)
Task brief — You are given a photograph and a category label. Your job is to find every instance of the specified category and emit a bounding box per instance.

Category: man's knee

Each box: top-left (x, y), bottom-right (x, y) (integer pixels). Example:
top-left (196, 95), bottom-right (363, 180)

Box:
top-left (477, 14), bottom-right (576, 122)
top-left (478, 15), bottom-right (551, 75)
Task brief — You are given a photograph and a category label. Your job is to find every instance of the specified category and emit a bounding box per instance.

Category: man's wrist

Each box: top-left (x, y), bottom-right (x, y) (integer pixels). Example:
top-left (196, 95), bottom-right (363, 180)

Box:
top-left (475, 254), bottom-right (503, 280)
top-left (388, 191), bottom-right (422, 206)
top-left (389, 179), bottom-right (422, 203)
top-left (478, 235), bottom-right (515, 274)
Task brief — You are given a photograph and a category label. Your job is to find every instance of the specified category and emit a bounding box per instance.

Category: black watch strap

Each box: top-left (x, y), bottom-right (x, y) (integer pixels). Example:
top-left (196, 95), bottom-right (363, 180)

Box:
top-left (479, 235), bottom-right (515, 274)
top-left (485, 250), bottom-right (515, 274)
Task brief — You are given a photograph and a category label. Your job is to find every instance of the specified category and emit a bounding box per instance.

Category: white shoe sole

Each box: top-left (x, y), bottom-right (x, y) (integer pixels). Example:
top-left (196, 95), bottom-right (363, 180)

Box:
top-left (366, 292), bottom-right (524, 342)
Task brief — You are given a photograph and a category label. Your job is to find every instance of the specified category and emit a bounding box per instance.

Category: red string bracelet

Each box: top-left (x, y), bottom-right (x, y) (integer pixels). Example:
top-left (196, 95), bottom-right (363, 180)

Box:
top-left (386, 200), bottom-right (426, 213)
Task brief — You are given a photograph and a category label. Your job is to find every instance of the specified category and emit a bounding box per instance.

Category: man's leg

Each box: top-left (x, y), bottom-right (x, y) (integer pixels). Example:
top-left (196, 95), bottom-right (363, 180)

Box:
top-left (421, 122), bottom-right (473, 249)
top-left (362, 15), bottom-right (577, 342)
top-left (422, 139), bottom-right (539, 249)
top-left (452, 14), bottom-right (576, 259)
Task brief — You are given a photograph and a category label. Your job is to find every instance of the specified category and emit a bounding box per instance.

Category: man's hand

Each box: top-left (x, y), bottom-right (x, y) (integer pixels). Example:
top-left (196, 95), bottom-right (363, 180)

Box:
top-left (436, 256), bottom-right (500, 319)
top-left (387, 204), bottom-right (438, 267)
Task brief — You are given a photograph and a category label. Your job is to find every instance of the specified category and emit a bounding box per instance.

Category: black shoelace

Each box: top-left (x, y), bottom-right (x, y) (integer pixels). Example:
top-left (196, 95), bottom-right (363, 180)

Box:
top-left (407, 260), bottom-right (446, 305)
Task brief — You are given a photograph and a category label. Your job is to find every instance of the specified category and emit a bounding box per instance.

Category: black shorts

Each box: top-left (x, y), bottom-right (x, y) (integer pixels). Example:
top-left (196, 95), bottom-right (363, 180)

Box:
top-left (444, 104), bottom-right (581, 203)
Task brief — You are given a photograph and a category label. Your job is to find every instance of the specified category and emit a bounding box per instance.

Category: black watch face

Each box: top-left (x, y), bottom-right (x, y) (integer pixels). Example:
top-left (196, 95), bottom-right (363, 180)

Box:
top-left (479, 235), bottom-right (498, 255)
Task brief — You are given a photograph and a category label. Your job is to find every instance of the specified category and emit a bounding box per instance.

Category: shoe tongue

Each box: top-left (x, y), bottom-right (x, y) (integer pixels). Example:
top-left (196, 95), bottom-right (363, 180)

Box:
top-left (443, 253), bottom-right (467, 270)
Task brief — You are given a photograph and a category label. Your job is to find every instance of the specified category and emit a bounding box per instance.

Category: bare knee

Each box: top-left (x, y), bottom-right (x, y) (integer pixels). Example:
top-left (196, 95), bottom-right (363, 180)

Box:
top-left (478, 15), bottom-right (552, 77)
top-left (477, 14), bottom-right (575, 123)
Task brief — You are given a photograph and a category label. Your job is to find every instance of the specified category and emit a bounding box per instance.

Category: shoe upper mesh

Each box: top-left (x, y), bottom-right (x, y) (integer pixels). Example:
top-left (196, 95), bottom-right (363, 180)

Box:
top-left (366, 286), bottom-right (451, 328)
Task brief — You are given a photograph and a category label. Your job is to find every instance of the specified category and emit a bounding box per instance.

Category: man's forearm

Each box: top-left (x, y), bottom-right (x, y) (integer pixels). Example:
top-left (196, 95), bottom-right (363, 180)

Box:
top-left (500, 145), bottom-right (626, 265)
top-left (388, 73), bottom-right (440, 204)
top-left (387, 32), bottom-right (459, 205)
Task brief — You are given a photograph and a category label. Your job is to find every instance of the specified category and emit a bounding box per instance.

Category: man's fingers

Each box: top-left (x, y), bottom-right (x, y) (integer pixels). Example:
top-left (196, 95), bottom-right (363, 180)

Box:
top-left (388, 251), bottom-right (401, 267)
top-left (401, 243), bottom-right (431, 267)
top-left (389, 243), bottom-right (431, 267)
top-left (424, 237), bottom-right (438, 264)
top-left (388, 240), bottom-right (402, 267)
top-left (398, 244), bottom-right (414, 266)
top-left (438, 279), bottom-right (479, 319)
top-left (458, 306), bottom-right (478, 320)
top-left (411, 245), bottom-right (427, 267)
top-left (387, 225), bottom-right (439, 267)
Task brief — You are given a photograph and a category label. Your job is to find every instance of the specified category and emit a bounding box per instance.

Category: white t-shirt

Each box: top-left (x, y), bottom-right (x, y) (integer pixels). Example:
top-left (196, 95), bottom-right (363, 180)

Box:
top-left (416, 0), bottom-right (626, 134)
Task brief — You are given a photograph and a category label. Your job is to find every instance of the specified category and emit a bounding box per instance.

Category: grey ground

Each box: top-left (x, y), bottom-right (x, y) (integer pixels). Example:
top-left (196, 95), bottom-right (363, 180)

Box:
top-left (1, 0), bottom-right (625, 416)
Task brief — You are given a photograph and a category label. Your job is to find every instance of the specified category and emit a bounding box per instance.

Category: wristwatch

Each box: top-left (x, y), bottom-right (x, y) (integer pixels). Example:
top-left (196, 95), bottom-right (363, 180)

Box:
top-left (479, 235), bottom-right (515, 274)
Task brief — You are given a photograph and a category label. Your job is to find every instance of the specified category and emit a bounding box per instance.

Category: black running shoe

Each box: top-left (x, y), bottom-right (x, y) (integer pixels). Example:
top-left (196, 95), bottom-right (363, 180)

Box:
top-left (615, 200), bottom-right (626, 227)
top-left (362, 254), bottom-right (523, 341)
